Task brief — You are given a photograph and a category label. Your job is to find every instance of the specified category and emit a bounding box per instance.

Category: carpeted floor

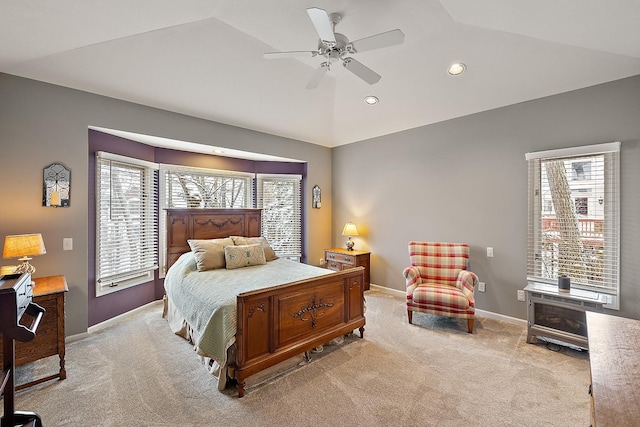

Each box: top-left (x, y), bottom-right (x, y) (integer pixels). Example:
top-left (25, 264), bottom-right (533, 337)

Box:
top-left (5, 288), bottom-right (590, 426)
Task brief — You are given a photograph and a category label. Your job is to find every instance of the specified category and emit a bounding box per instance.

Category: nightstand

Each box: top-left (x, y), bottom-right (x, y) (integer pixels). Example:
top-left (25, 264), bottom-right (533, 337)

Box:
top-left (0, 275), bottom-right (68, 389)
top-left (324, 248), bottom-right (371, 290)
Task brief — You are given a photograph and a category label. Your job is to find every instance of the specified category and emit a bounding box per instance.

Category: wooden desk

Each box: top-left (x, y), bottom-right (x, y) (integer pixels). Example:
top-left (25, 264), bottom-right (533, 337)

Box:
top-left (586, 311), bottom-right (640, 426)
top-left (0, 275), bottom-right (68, 389)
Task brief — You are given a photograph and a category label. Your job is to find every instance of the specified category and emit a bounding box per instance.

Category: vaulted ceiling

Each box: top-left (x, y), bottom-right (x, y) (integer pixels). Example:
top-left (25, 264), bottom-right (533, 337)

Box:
top-left (2, 0), bottom-right (640, 148)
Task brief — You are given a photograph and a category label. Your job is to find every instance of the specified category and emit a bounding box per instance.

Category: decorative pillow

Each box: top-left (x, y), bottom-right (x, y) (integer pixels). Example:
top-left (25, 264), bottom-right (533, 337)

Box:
top-left (224, 244), bottom-right (267, 270)
top-left (188, 237), bottom-right (235, 271)
top-left (230, 236), bottom-right (278, 261)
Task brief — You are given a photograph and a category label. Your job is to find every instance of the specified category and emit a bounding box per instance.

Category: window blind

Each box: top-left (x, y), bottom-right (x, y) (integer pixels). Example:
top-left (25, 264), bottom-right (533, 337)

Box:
top-left (257, 174), bottom-right (302, 261)
top-left (96, 152), bottom-right (159, 295)
top-left (161, 165), bottom-right (253, 209)
top-left (526, 142), bottom-right (620, 308)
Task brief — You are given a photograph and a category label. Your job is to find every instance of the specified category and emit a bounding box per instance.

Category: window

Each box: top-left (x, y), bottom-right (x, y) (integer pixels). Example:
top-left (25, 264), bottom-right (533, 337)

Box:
top-left (526, 142), bottom-right (620, 308)
top-left (163, 166), bottom-right (253, 209)
top-left (96, 152), bottom-right (159, 296)
top-left (257, 174), bottom-right (302, 261)
top-left (157, 165), bottom-right (253, 274)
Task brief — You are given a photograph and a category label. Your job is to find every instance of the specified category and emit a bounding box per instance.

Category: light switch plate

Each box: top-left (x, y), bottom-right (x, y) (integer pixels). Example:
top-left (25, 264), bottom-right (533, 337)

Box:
top-left (63, 237), bottom-right (73, 251)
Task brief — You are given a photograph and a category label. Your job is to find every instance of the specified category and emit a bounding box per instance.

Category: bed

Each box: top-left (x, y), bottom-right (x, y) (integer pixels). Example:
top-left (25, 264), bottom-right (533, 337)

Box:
top-left (163, 208), bottom-right (366, 397)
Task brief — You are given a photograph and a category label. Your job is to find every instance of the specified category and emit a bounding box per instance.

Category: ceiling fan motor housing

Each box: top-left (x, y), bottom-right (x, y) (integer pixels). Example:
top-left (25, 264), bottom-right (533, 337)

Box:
top-left (319, 33), bottom-right (353, 61)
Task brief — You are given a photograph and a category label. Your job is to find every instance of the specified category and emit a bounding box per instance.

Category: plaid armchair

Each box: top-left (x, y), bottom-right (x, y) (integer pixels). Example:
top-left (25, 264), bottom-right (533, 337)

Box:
top-left (402, 242), bottom-right (478, 333)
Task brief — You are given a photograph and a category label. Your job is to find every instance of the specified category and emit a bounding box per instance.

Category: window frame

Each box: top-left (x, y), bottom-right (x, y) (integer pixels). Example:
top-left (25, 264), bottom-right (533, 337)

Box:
top-left (95, 152), bottom-right (159, 296)
top-left (256, 173), bottom-right (303, 261)
top-left (526, 142), bottom-right (620, 309)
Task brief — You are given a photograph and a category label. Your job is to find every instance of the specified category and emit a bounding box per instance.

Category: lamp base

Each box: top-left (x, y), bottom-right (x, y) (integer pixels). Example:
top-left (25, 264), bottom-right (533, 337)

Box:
top-left (345, 238), bottom-right (355, 251)
top-left (15, 259), bottom-right (36, 275)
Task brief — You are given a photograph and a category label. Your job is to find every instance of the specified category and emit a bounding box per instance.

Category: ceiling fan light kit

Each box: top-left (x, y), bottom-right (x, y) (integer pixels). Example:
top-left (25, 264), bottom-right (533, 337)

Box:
top-left (264, 7), bottom-right (404, 89)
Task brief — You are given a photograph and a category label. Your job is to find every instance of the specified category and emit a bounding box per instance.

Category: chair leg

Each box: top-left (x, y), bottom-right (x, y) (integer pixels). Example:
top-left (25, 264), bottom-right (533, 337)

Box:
top-left (467, 318), bottom-right (474, 334)
top-left (407, 309), bottom-right (413, 324)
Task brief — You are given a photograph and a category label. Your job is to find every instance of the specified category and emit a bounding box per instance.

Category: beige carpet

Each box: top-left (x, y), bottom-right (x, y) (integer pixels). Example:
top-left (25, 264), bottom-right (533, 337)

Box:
top-left (5, 288), bottom-right (590, 426)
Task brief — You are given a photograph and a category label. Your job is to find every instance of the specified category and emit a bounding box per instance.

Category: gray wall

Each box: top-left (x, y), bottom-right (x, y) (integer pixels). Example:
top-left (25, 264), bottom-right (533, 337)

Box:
top-left (2, 71), bottom-right (639, 336)
top-left (332, 75), bottom-right (640, 321)
top-left (0, 73), bottom-right (333, 335)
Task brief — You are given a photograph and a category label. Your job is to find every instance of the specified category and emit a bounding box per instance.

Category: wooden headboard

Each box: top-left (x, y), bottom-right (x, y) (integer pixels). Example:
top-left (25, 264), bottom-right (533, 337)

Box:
top-left (166, 208), bottom-right (261, 269)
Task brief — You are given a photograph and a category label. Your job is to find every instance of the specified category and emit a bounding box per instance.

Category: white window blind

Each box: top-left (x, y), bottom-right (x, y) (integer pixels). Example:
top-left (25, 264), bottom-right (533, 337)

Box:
top-left (162, 165), bottom-right (253, 209)
top-left (257, 174), bottom-right (302, 261)
top-left (96, 152), bottom-right (159, 296)
top-left (526, 142), bottom-right (620, 308)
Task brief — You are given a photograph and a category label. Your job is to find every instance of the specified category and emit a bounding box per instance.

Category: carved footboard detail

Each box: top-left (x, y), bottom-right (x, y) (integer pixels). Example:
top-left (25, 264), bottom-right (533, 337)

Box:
top-left (234, 267), bottom-right (365, 397)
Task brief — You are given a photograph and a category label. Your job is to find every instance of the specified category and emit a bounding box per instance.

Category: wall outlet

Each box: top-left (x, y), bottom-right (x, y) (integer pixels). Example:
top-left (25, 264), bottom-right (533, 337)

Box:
top-left (478, 282), bottom-right (486, 292)
top-left (517, 290), bottom-right (525, 301)
top-left (486, 247), bottom-right (494, 257)
top-left (319, 258), bottom-right (325, 266)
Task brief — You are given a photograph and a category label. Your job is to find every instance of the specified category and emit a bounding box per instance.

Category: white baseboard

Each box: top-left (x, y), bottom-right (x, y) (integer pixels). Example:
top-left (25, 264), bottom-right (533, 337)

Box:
top-left (67, 300), bottom-right (163, 341)
top-left (370, 283), bottom-right (526, 327)
top-left (475, 309), bottom-right (527, 327)
top-left (370, 283), bottom-right (404, 296)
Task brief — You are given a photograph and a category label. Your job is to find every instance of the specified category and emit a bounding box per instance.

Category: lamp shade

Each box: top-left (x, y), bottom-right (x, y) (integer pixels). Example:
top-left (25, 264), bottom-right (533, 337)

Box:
top-left (3, 234), bottom-right (47, 259)
top-left (342, 222), bottom-right (359, 237)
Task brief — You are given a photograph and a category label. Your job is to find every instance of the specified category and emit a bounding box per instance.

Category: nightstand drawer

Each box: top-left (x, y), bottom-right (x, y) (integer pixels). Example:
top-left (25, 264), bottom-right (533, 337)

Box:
top-left (326, 252), bottom-right (355, 266)
top-left (326, 260), bottom-right (347, 271)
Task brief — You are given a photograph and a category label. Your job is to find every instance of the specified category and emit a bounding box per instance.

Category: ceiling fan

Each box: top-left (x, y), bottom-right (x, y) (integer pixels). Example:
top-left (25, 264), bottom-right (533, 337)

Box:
top-left (263, 7), bottom-right (404, 89)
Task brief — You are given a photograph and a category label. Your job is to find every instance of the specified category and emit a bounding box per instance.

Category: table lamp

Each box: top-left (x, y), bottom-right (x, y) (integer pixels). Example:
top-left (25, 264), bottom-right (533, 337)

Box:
top-left (3, 233), bottom-right (46, 275)
top-left (342, 222), bottom-right (359, 251)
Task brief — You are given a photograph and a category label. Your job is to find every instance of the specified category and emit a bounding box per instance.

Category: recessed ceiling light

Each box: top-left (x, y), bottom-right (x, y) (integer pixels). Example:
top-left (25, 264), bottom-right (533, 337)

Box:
top-left (448, 63), bottom-right (466, 76)
top-left (213, 149), bottom-right (224, 154)
top-left (364, 96), bottom-right (379, 105)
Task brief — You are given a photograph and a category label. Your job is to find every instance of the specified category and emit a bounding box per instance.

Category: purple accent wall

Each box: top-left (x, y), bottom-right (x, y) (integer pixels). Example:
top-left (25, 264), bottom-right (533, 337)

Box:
top-left (88, 129), bottom-right (308, 327)
top-left (88, 129), bottom-right (161, 327)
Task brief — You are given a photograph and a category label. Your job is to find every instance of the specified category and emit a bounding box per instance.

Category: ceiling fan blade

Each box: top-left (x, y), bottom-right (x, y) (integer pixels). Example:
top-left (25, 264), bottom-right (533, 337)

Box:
top-left (263, 51), bottom-right (318, 60)
top-left (306, 7), bottom-right (336, 44)
top-left (351, 29), bottom-right (405, 53)
top-left (342, 57), bottom-right (381, 85)
top-left (305, 64), bottom-right (329, 89)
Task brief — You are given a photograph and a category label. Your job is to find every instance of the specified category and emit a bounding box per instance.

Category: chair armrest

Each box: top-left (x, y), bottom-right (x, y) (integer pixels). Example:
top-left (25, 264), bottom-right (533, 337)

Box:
top-left (456, 270), bottom-right (478, 303)
top-left (403, 266), bottom-right (422, 296)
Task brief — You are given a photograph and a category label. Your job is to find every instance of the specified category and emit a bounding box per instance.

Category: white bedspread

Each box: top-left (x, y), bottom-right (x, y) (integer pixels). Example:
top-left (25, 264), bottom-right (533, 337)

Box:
top-left (163, 252), bottom-right (332, 368)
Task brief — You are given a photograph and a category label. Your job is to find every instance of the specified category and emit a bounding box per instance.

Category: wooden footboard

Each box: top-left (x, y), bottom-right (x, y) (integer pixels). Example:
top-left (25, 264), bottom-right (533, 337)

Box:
top-left (234, 266), bottom-right (366, 397)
